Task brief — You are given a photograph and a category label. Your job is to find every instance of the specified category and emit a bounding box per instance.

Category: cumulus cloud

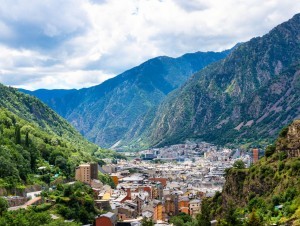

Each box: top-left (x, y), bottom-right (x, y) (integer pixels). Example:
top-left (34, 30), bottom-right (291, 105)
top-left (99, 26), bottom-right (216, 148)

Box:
top-left (0, 0), bottom-right (299, 90)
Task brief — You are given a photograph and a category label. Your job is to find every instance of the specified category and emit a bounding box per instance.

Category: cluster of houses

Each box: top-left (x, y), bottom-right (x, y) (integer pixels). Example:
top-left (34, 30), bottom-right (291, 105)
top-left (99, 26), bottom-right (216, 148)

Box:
top-left (76, 145), bottom-right (254, 226)
top-left (76, 161), bottom-right (203, 225)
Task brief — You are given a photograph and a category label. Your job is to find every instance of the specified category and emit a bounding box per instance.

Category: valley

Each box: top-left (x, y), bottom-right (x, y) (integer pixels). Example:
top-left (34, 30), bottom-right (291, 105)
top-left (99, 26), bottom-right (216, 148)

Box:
top-left (0, 8), bottom-right (299, 226)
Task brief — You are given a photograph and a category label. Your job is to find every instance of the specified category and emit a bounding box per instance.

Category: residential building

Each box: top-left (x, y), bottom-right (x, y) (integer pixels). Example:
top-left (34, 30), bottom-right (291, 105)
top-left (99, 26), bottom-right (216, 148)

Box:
top-left (153, 200), bottom-right (163, 222)
top-left (95, 212), bottom-right (117, 226)
top-left (75, 163), bottom-right (98, 184)
top-left (189, 199), bottom-right (201, 216)
top-left (253, 149), bottom-right (259, 163)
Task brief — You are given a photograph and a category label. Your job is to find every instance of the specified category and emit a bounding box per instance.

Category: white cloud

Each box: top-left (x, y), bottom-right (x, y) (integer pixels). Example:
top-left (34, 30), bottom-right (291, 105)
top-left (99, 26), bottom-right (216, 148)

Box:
top-left (0, 0), bottom-right (299, 90)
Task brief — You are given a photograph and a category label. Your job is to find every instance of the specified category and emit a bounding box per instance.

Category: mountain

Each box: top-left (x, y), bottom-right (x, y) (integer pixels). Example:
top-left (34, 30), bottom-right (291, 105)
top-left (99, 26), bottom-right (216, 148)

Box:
top-left (0, 84), bottom-right (97, 151)
top-left (201, 121), bottom-right (300, 225)
top-left (19, 88), bottom-right (77, 106)
top-left (21, 51), bottom-right (230, 148)
top-left (139, 13), bottom-right (300, 148)
top-left (0, 84), bottom-right (103, 189)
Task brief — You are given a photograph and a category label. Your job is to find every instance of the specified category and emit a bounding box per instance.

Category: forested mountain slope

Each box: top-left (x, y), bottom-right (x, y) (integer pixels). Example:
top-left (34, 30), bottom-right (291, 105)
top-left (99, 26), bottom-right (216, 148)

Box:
top-left (139, 13), bottom-right (300, 148)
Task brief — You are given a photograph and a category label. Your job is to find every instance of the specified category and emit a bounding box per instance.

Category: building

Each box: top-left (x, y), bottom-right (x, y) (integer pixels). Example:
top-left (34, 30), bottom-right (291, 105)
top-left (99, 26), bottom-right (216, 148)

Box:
top-left (95, 212), bottom-right (117, 226)
top-left (102, 164), bottom-right (117, 174)
top-left (90, 163), bottom-right (98, 180)
top-left (252, 149), bottom-right (259, 163)
top-left (178, 196), bottom-right (189, 214)
top-left (153, 200), bottom-right (163, 222)
top-left (164, 194), bottom-right (179, 216)
top-left (189, 199), bottom-right (201, 216)
top-left (75, 163), bottom-right (98, 184)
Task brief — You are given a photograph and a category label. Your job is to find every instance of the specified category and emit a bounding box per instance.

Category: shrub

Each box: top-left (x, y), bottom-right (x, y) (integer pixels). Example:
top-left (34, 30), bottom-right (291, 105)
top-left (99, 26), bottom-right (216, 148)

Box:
top-left (233, 160), bottom-right (246, 169)
top-left (291, 160), bottom-right (300, 174)
top-left (279, 152), bottom-right (287, 161)
top-left (265, 144), bottom-right (276, 157)
top-left (248, 197), bottom-right (266, 212)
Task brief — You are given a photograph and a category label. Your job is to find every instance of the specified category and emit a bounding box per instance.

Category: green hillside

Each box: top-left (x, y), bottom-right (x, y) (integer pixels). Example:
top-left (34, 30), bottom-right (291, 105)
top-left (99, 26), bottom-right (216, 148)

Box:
top-left (0, 84), bottom-right (116, 189)
top-left (197, 121), bottom-right (300, 226)
top-left (0, 84), bottom-right (97, 152)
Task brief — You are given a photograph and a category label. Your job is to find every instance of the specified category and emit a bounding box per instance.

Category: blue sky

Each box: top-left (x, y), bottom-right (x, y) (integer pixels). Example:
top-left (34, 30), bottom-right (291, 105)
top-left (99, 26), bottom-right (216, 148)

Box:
top-left (0, 0), bottom-right (299, 90)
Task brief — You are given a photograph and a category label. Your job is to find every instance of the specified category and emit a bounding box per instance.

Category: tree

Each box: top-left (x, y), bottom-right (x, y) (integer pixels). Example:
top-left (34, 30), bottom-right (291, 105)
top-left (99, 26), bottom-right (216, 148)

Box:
top-left (246, 211), bottom-right (264, 226)
top-left (55, 156), bottom-right (67, 171)
top-left (25, 131), bottom-right (30, 147)
top-left (222, 202), bottom-right (242, 226)
top-left (170, 212), bottom-right (193, 226)
top-left (0, 197), bottom-right (8, 216)
top-left (15, 124), bottom-right (21, 144)
top-left (196, 199), bottom-right (211, 226)
top-left (265, 144), bottom-right (275, 158)
top-left (0, 156), bottom-right (19, 179)
top-left (233, 160), bottom-right (245, 169)
top-left (141, 217), bottom-right (154, 226)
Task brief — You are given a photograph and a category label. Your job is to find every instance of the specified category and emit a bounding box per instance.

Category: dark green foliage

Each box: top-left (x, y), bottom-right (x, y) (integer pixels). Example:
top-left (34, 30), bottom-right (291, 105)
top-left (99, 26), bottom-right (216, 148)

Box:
top-left (279, 126), bottom-right (289, 138)
top-left (265, 144), bottom-right (276, 157)
top-left (0, 198), bottom-right (8, 216)
top-left (15, 124), bottom-right (21, 144)
top-left (169, 213), bottom-right (193, 226)
top-left (196, 199), bottom-right (211, 226)
top-left (290, 159), bottom-right (300, 173)
top-left (0, 208), bottom-right (80, 226)
top-left (222, 203), bottom-right (243, 226)
top-left (43, 182), bottom-right (99, 224)
top-left (141, 217), bottom-right (154, 226)
top-left (248, 197), bottom-right (266, 212)
top-left (25, 131), bottom-right (29, 147)
top-left (233, 160), bottom-right (245, 169)
top-left (279, 151), bottom-right (287, 160)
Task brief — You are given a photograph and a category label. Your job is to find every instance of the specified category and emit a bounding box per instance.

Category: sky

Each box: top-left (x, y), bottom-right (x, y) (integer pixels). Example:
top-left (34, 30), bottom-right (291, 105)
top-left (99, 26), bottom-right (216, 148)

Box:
top-left (0, 0), bottom-right (299, 90)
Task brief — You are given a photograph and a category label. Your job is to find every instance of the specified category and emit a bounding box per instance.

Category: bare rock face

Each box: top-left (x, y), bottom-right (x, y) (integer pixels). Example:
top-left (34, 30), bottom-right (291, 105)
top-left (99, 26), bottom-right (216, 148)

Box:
top-left (286, 120), bottom-right (300, 157)
top-left (276, 120), bottom-right (300, 158)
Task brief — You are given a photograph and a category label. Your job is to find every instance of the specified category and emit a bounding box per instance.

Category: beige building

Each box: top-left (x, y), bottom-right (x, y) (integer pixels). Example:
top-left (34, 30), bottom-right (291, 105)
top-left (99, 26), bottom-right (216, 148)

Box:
top-left (189, 199), bottom-right (201, 216)
top-left (75, 163), bottom-right (98, 184)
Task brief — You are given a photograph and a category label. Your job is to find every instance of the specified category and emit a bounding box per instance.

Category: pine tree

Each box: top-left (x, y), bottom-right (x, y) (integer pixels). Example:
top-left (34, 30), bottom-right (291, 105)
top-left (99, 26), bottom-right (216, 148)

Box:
top-left (15, 125), bottom-right (21, 144)
top-left (25, 131), bottom-right (29, 147)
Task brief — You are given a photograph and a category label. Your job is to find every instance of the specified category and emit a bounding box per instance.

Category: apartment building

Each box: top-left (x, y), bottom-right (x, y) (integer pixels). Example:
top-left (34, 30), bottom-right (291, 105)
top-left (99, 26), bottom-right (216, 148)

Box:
top-left (75, 163), bottom-right (98, 184)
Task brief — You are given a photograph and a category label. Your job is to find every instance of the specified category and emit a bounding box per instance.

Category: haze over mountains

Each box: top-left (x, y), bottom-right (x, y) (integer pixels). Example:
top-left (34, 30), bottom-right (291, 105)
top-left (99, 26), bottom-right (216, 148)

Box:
top-left (21, 13), bottom-right (300, 151)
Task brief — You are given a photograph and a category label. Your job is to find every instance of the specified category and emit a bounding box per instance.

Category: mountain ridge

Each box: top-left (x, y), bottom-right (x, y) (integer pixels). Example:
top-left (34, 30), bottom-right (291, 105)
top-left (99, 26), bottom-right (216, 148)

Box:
top-left (20, 50), bottom-right (231, 148)
top-left (135, 13), bottom-right (300, 149)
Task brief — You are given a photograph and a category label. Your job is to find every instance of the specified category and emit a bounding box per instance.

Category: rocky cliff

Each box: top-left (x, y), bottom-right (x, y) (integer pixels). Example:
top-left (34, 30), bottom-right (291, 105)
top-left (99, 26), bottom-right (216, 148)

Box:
top-left (211, 121), bottom-right (300, 225)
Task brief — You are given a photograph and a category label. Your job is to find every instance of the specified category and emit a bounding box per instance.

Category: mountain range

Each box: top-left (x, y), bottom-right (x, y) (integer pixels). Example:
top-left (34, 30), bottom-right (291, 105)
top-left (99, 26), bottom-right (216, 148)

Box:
top-left (21, 51), bottom-right (230, 149)
top-left (21, 13), bottom-right (300, 150)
